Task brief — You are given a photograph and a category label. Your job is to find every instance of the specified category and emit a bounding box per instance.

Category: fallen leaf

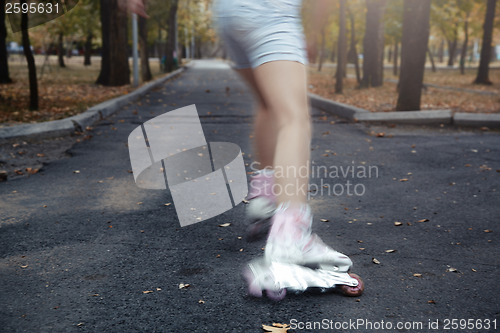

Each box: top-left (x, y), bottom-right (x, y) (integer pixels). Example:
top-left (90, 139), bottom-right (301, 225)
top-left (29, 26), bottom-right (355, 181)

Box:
top-left (376, 132), bottom-right (385, 137)
top-left (320, 218), bottom-right (329, 222)
top-left (413, 273), bottom-right (422, 278)
top-left (218, 223), bottom-right (231, 227)
top-left (142, 290), bottom-right (153, 294)
top-left (164, 203), bottom-right (171, 206)
top-left (394, 222), bottom-right (403, 226)
top-left (73, 170), bottom-right (80, 174)
top-left (385, 249), bottom-right (396, 253)
top-left (262, 323), bottom-right (290, 332)
top-left (372, 258), bottom-right (380, 264)
top-left (484, 229), bottom-right (492, 233)
top-left (198, 300), bottom-right (205, 304)
top-left (428, 300), bottom-right (436, 304)
top-left (417, 218), bottom-right (429, 223)
top-left (447, 267), bottom-right (458, 273)
top-left (399, 178), bottom-right (409, 182)
top-left (179, 283), bottom-right (191, 289)
top-left (20, 265), bottom-right (28, 268)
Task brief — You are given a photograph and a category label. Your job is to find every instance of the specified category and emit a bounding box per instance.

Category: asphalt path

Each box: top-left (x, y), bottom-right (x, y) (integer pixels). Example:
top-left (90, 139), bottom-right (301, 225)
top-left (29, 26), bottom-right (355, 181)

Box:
top-left (1, 60), bottom-right (499, 332)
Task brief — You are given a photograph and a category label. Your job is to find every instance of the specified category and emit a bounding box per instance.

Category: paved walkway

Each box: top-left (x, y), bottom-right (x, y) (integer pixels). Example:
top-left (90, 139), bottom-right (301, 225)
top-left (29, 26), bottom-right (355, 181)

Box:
top-left (1, 60), bottom-right (499, 332)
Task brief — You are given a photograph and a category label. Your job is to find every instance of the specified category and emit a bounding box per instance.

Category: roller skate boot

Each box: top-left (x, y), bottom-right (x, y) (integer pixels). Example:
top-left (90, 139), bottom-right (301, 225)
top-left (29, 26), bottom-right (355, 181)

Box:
top-left (245, 169), bottom-right (276, 241)
top-left (244, 204), bottom-right (364, 300)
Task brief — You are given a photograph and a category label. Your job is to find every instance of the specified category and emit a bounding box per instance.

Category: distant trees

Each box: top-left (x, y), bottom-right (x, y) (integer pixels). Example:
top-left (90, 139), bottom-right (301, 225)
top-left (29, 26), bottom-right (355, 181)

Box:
top-left (396, 0), bottom-right (431, 111)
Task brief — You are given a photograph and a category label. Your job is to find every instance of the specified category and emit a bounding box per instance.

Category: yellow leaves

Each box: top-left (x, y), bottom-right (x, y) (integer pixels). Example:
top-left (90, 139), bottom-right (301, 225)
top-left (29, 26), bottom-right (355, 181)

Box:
top-left (262, 323), bottom-right (290, 332)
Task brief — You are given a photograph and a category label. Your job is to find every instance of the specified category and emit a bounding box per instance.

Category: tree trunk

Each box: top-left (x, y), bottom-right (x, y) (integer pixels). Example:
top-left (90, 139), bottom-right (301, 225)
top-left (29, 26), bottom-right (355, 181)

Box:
top-left (21, 2), bottom-right (38, 110)
top-left (317, 27), bottom-right (325, 72)
top-left (164, 0), bottom-right (179, 73)
top-left (330, 43), bottom-right (336, 63)
top-left (446, 25), bottom-right (458, 67)
top-left (460, 14), bottom-right (469, 75)
top-left (388, 46), bottom-right (392, 63)
top-left (139, 15), bottom-right (152, 82)
top-left (96, 0), bottom-right (130, 86)
top-left (393, 40), bottom-right (399, 76)
top-left (84, 31), bottom-right (92, 66)
top-left (58, 32), bottom-right (66, 68)
top-left (335, 0), bottom-right (347, 94)
top-left (427, 46), bottom-right (436, 72)
top-left (396, 0), bottom-right (431, 111)
top-left (474, 0), bottom-right (496, 85)
top-left (360, 0), bottom-right (388, 88)
top-left (348, 9), bottom-right (361, 84)
top-left (0, 0), bottom-right (12, 84)
top-left (438, 39), bottom-right (444, 63)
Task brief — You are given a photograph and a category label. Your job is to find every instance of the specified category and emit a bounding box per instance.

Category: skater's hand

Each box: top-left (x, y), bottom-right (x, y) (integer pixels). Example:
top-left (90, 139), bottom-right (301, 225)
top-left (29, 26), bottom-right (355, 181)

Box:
top-left (125, 0), bottom-right (149, 18)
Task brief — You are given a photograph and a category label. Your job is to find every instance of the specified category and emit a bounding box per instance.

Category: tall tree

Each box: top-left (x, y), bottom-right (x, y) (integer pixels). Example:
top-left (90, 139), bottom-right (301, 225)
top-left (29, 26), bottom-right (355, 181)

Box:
top-left (96, 0), bottom-right (130, 86)
top-left (459, 11), bottom-right (470, 74)
top-left (58, 32), bottom-right (66, 67)
top-left (360, 0), bottom-right (388, 88)
top-left (0, 0), bottom-right (12, 83)
top-left (447, 23), bottom-right (458, 67)
top-left (139, 14), bottom-right (152, 82)
top-left (21, 0), bottom-right (38, 110)
top-left (396, 0), bottom-right (431, 111)
top-left (335, 0), bottom-right (347, 94)
top-left (474, 0), bottom-right (496, 85)
top-left (393, 40), bottom-right (399, 76)
top-left (164, 0), bottom-right (179, 73)
top-left (347, 5), bottom-right (361, 84)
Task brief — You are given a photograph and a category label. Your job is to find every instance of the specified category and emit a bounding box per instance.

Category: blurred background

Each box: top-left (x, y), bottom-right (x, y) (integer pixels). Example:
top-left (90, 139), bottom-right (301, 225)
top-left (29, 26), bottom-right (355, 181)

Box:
top-left (0, 0), bottom-right (498, 125)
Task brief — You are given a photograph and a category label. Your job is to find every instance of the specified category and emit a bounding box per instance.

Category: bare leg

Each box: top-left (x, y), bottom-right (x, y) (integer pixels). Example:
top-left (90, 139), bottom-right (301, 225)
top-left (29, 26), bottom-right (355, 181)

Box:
top-left (235, 68), bottom-right (277, 170)
top-left (252, 61), bottom-right (311, 207)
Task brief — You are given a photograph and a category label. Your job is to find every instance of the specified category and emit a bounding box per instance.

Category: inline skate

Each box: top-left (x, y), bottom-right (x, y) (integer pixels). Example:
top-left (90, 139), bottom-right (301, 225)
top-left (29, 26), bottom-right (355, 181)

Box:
top-left (244, 204), bottom-right (364, 300)
top-left (245, 169), bottom-right (276, 241)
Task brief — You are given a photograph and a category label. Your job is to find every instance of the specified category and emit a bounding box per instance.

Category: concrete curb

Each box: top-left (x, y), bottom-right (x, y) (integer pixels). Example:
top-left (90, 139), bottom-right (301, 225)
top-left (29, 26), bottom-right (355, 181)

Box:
top-left (309, 93), bottom-right (500, 128)
top-left (454, 112), bottom-right (500, 128)
top-left (0, 67), bottom-right (185, 142)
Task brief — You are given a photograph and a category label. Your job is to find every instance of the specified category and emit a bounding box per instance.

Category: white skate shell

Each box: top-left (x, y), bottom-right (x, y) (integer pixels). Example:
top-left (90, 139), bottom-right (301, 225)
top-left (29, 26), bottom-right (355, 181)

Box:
top-left (245, 258), bottom-right (364, 300)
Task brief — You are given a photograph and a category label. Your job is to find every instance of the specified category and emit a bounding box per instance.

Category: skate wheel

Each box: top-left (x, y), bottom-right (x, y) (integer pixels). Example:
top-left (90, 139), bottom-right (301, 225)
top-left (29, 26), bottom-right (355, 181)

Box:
top-left (266, 288), bottom-right (286, 301)
top-left (339, 273), bottom-right (364, 297)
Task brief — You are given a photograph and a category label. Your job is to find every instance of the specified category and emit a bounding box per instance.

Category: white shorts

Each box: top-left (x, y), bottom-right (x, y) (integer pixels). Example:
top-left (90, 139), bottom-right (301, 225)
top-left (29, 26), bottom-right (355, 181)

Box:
top-left (213, 0), bottom-right (307, 69)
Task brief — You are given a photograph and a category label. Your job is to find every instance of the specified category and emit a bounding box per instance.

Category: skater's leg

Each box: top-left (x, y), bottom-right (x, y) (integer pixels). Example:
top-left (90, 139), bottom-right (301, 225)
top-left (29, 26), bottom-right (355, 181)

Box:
top-left (236, 68), bottom-right (277, 170)
top-left (252, 61), bottom-right (311, 208)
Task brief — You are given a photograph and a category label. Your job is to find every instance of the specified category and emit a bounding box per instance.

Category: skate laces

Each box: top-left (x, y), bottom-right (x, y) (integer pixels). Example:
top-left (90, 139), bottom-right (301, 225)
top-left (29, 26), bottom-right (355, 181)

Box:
top-left (247, 169), bottom-right (275, 201)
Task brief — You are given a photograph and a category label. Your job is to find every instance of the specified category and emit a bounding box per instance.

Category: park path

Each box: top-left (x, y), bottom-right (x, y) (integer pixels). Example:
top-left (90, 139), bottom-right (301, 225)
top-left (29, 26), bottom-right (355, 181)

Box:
top-left (0, 60), bottom-right (499, 332)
